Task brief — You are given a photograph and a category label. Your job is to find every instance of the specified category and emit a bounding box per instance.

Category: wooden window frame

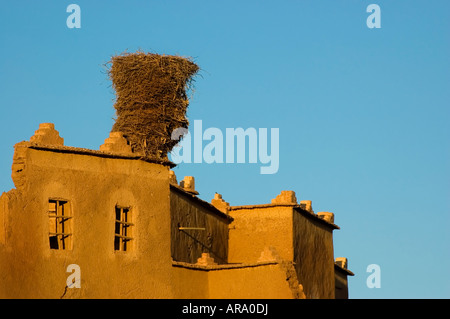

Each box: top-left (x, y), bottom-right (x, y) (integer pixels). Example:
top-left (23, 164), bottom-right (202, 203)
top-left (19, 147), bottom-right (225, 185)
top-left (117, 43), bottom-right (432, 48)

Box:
top-left (48, 199), bottom-right (72, 250)
top-left (114, 206), bottom-right (134, 251)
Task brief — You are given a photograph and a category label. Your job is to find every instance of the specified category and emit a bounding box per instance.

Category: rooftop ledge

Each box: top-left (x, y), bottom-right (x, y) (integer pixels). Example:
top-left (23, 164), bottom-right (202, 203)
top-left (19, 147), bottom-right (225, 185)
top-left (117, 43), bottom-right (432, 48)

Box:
top-left (334, 262), bottom-right (355, 276)
top-left (229, 203), bottom-right (340, 230)
top-left (172, 260), bottom-right (279, 271)
top-left (20, 141), bottom-right (176, 168)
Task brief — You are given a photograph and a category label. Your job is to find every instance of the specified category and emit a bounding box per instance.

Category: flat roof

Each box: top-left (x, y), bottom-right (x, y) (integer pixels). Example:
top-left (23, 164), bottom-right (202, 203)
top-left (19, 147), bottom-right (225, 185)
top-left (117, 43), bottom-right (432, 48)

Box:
top-left (22, 142), bottom-right (176, 167)
top-left (229, 203), bottom-right (339, 230)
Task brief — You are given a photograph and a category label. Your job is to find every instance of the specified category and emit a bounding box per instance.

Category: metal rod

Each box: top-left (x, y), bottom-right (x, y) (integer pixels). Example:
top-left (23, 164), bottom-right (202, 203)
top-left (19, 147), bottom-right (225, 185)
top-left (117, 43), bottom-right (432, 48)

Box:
top-left (178, 227), bottom-right (206, 231)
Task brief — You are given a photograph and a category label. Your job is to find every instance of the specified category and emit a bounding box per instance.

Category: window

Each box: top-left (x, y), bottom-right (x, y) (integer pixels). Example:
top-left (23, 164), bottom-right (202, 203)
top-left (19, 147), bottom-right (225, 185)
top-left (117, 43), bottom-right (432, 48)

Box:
top-left (114, 206), bottom-right (133, 251)
top-left (48, 199), bottom-right (72, 250)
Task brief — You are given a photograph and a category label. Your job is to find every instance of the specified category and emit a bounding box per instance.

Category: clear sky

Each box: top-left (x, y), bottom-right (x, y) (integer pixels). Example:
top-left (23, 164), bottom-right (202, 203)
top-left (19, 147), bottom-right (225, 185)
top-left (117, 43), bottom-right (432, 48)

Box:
top-left (0, 1), bottom-right (449, 299)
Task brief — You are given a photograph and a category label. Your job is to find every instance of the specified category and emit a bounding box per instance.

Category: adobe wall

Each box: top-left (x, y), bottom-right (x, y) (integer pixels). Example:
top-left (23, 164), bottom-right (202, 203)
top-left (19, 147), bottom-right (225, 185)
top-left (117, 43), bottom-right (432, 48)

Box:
top-left (0, 192), bottom-right (7, 245)
top-left (172, 261), bottom-right (305, 299)
top-left (171, 265), bottom-right (210, 298)
top-left (227, 205), bottom-right (294, 263)
top-left (0, 143), bottom-right (174, 298)
top-left (170, 187), bottom-right (231, 264)
top-left (293, 209), bottom-right (335, 299)
top-left (208, 262), bottom-right (302, 299)
top-left (335, 266), bottom-right (350, 299)
top-left (227, 199), bottom-right (338, 299)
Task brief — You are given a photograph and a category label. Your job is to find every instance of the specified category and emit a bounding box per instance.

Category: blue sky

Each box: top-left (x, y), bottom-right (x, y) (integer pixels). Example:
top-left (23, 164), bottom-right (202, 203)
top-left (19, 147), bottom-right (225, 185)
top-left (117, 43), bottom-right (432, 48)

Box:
top-left (0, 1), bottom-right (449, 298)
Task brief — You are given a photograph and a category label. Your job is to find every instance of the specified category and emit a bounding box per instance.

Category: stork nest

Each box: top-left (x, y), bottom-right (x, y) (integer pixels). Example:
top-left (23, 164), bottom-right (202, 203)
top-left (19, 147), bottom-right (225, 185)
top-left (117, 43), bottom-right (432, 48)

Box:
top-left (107, 51), bottom-right (199, 159)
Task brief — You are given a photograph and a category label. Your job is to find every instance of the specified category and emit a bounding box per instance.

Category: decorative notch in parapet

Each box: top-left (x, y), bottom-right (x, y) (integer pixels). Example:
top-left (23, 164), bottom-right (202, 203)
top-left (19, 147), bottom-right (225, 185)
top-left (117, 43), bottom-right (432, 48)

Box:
top-left (99, 131), bottom-right (133, 155)
top-left (196, 253), bottom-right (217, 266)
top-left (180, 176), bottom-right (199, 195)
top-left (317, 212), bottom-right (335, 224)
top-left (271, 190), bottom-right (298, 205)
top-left (29, 123), bottom-right (64, 146)
top-left (211, 193), bottom-right (230, 214)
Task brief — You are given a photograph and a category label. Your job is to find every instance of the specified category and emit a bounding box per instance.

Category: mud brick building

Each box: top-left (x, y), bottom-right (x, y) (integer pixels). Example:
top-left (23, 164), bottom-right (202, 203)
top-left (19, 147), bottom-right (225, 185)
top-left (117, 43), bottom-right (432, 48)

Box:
top-left (0, 52), bottom-right (353, 299)
top-left (0, 123), bottom-right (353, 299)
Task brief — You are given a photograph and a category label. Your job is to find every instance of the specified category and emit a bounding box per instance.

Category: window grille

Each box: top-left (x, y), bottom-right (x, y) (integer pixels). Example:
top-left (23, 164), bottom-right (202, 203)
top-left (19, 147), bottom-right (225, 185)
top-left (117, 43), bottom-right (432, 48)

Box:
top-left (48, 199), bottom-right (72, 250)
top-left (114, 206), bottom-right (133, 251)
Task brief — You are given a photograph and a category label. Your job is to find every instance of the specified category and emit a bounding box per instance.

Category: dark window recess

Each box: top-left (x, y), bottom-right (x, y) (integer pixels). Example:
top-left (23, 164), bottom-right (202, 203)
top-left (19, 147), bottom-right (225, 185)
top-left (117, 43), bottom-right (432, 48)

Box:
top-left (48, 199), bottom-right (72, 250)
top-left (114, 206), bottom-right (133, 251)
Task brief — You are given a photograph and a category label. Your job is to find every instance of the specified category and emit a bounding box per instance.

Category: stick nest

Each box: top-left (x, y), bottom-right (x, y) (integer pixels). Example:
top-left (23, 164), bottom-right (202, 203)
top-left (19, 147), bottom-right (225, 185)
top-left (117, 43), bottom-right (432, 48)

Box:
top-left (107, 51), bottom-right (199, 159)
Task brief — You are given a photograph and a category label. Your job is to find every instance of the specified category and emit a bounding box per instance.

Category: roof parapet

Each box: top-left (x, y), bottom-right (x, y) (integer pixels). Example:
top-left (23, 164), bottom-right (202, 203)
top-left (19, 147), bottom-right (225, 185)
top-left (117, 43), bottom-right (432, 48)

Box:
top-left (211, 193), bottom-right (230, 214)
top-left (180, 176), bottom-right (199, 195)
top-left (300, 200), bottom-right (314, 213)
top-left (169, 170), bottom-right (178, 185)
top-left (99, 131), bottom-right (133, 155)
top-left (317, 212), bottom-right (335, 224)
top-left (29, 123), bottom-right (64, 146)
top-left (271, 190), bottom-right (297, 205)
top-left (335, 257), bottom-right (348, 269)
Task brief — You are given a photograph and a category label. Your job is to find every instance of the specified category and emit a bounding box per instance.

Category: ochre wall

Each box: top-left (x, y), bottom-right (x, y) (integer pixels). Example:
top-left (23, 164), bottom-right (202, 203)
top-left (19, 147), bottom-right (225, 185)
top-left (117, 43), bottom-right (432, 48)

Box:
top-left (335, 267), bottom-right (349, 299)
top-left (228, 205), bottom-right (336, 299)
top-left (0, 144), bottom-right (174, 298)
top-left (293, 209), bottom-right (335, 299)
top-left (172, 262), bottom-right (303, 299)
top-left (0, 141), bottom-right (344, 299)
top-left (0, 192), bottom-right (7, 245)
top-left (228, 206), bottom-right (294, 263)
top-left (170, 188), bottom-right (230, 264)
top-left (208, 263), bottom-right (296, 299)
top-left (171, 265), bottom-right (210, 298)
